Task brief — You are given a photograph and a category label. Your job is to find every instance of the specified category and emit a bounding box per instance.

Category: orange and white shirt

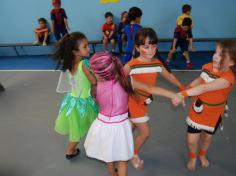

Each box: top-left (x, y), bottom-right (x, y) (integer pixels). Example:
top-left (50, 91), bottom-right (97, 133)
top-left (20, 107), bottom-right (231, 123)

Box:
top-left (187, 63), bottom-right (235, 132)
top-left (127, 58), bottom-right (163, 120)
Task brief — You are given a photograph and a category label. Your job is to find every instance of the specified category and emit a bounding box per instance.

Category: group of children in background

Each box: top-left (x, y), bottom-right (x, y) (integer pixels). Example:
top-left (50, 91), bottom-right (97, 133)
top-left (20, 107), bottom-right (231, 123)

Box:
top-left (51, 2), bottom-right (236, 176)
top-left (33, 0), bottom-right (69, 46)
top-left (33, 0), bottom-right (195, 69)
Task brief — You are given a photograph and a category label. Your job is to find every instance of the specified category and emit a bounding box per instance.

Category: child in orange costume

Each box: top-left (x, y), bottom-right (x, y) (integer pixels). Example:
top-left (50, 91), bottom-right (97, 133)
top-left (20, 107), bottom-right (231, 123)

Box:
top-left (180, 40), bottom-right (236, 171)
top-left (124, 28), bottom-right (185, 170)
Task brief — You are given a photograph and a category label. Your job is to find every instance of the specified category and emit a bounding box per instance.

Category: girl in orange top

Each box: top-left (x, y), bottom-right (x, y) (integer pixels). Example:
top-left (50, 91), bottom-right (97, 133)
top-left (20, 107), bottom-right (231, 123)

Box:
top-left (124, 28), bottom-right (185, 170)
top-left (180, 40), bottom-right (236, 171)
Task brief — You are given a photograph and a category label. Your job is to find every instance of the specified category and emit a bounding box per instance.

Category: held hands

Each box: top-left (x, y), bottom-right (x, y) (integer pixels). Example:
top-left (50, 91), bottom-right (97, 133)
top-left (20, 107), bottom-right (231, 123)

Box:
top-left (171, 93), bottom-right (186, 107)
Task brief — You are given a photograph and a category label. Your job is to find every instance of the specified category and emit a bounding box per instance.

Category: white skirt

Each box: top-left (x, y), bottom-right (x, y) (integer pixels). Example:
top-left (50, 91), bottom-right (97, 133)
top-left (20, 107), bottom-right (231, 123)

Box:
top-left (84, 112), bottom-right (134, 162)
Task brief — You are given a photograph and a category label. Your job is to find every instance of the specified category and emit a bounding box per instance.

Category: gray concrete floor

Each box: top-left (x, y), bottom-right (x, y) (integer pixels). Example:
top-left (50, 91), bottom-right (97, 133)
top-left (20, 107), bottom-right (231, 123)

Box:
top-left (0, 71), bottom-right (235, 176)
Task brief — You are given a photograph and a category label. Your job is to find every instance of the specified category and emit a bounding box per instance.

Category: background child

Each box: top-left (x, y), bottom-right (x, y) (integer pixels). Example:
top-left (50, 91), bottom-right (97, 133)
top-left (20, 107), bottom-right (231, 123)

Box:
top-left (53, 32), bottom-right (98, 159)
top-left (166, 17), bottom-right (194, 69)
top-left (84, 52), bottom-right (134, 176)
top-left (176, 4), bottom-right (193, 27)
top-left (50, 0), bottom-right (70, 41)
top-left (117, 11), bottom-right (128, 54)
top-left (33, 18), bottom-right (49, 46)
top-left (124, 28), bottom-right (185, 170)
top-left (124, 7), bottom-right (142, 63)
top-left (180, 40), bottom-right (236, 171)
top-left (102, 12), bottom-right (116, 53)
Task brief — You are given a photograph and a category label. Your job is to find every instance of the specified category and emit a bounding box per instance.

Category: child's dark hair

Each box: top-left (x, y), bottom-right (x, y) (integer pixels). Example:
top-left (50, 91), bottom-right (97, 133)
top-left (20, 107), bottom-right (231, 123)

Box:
top-left (90, 52), bottom-right (133, 94)
top-left (134, 27), bottom-right (171, 72)
top-left (182, 17), bottom-right (192, 27)
top-left (217, 40), bottom-right (236, 74)
top-left (105, 12), bottom-right (113, 18)
top-left (128, 7), bottom-right (142, 22)
top-left (134, 28), bottom-right (158, 58)
top-left (121, 11), bottom-right (127, 18)
top-left (53, 32), bottom-right (87, 72)
top-left (38, 18), bottom-right (47, 24)
top-left (182, 4), bottom-right (192, 13)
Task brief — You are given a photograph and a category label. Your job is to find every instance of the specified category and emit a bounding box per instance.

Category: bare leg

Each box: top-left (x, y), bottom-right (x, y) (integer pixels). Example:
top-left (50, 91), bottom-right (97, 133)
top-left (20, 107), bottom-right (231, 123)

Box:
top-left (103, 38), bottom-right (108, 51)
top-left (186, 132), bottom-right (200, 171)
top-left (43, 33), bottom-right (49, 46)
top-left (110, 39), bottom-right (116, 52)
top-left (34, 33), bottom-right (40, 44)
top-left (66, 141), bottom-right (78, 155)
top-left (131, 122), bottom-right (150, 169)
top-left (117, 161), bottom-right (127, 176)
top-left (107, 162), bottom-right (117, 176)
top-left (134, 122), bottom-right (150, 153)
top-left (199, 132), bottom-right (213, 168)
top-left (183, 51), bottom-right (191, 63)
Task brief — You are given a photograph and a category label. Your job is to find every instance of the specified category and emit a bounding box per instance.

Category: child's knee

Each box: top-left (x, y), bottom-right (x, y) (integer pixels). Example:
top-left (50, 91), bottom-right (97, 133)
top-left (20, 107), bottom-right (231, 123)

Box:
top-left (201, 133), bottom-right (212, 143)
top-left (183, 51), bottom-right (189, 56)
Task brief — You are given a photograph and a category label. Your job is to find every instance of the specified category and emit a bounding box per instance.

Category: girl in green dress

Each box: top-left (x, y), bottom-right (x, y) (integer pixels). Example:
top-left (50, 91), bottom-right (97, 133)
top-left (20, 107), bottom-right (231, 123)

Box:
top-left (54, 32), bottom-right (98, 159)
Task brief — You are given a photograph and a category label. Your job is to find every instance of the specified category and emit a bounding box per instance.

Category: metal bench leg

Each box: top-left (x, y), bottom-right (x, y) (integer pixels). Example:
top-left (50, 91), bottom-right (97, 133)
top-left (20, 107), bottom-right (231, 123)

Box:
top-left (14, 47), bottom-right (20, 56)
top-left (92, 44), bottom-right (96, 54)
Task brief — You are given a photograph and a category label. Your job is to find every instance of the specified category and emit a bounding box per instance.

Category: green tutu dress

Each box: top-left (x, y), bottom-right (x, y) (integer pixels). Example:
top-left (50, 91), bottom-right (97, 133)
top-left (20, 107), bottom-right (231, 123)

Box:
top-left (55, 59), bottom-right (98, 142)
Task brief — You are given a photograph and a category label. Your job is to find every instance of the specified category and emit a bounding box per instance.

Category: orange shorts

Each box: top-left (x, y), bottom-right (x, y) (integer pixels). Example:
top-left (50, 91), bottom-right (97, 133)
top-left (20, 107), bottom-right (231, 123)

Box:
top-left (128, 95), bottom-right (150, 123)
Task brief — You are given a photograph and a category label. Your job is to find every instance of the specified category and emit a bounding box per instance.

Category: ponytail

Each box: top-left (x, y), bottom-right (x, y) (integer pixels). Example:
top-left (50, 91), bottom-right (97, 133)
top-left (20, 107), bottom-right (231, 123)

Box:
top-left (53, 32), bottom-right (87, 72)
top-left (112, 56), bottom-right (133, 94)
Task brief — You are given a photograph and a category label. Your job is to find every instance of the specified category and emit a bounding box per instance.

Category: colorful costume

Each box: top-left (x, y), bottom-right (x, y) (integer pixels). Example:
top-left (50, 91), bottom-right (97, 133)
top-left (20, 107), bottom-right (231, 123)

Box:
top-left (187, 63), bottom-right (235, 132)
top-left (55, 59), bottom-right (98, 142)
top-left (124, 24), bottom-right (142, 63)
top-left (127, 58), bottom-right (163, 123)
top-left (84, 80), bottom-right (133, 162)
top-left (51, 8), bottom-right (68, 40)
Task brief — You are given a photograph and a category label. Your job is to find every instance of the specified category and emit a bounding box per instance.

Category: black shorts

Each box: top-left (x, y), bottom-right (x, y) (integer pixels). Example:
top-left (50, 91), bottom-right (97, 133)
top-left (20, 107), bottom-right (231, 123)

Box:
top-left (172, 40), bottom-right (189, 52)
top-left (187, 116), bottom-right (222, 135)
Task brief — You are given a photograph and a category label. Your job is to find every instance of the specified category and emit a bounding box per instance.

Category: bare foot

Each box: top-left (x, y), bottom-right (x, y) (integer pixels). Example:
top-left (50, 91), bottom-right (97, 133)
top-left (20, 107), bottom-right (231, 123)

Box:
top-left (199, 155), bottom-right (210, 168)
top-left (131, 155), bottom-right (144, 170)
top-left (187, 158), bottom-right (197, 172)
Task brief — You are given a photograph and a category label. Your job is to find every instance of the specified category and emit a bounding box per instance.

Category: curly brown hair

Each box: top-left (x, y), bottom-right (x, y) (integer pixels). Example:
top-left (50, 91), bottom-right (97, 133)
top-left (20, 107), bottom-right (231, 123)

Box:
top-left (53, 32), bottom-right (87, 72)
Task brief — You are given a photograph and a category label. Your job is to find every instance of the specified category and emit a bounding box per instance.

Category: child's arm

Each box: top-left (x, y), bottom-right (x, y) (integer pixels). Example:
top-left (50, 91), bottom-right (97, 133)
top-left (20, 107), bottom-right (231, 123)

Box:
top-left (82, 64), bottom-right (97, 85)
top-left (181, 78), bottom-right (231, 97)
top-left (187, 76), bottom-right (202, 88)
top-left (132, 79), bottom-right (184, 106)
top-left (64, 18), bottom-right (70, 31)
top-left (160, 67), bottom-right (185, 90)
top-left (82, 64), bottom-right (97, 98)
top-left (108, 24), bottom-right (116, 38)
top-left (51, 20), bottom-right (55, 33)
top-left (124, 64), bottom-right (184, 106)
top-left (188, 38), bottom-right (196, 51)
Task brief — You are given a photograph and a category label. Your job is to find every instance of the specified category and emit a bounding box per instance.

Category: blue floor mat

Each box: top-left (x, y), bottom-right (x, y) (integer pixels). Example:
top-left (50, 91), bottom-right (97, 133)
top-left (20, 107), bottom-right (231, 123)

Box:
top-left (0, 52), bottom-right (214, 70)
top-left (0, 55), bottom-right (57, 70)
